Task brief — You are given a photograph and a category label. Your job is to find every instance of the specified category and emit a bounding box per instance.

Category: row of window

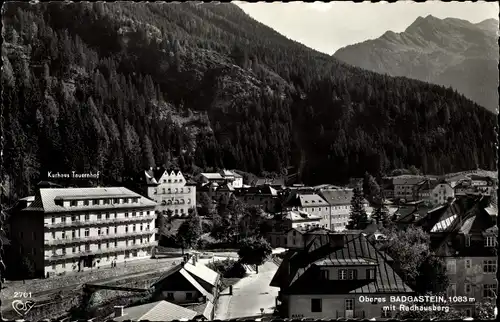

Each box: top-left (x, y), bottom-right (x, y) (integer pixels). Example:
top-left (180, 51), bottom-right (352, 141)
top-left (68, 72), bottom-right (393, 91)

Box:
top-left (447, 259), bottom-right (497, 274)
top-left (154, 187), bottom-right (191, 194)
top-left (447, 283), bottom-right (497, 299)
top-left (320, 268), bottom-right (375, 280)
top-left (49, 223), bottom-right (152, 240)
top-left (158, 199), bottom-right (192, 206)
top-left (160, 178), bottom-right (184, 184)
top-left (61, 197), bottom-right (140, 208)
top-left (50, 237), bottom-right (152, 256)
top-left (50, 210), bottom-right (152, 224)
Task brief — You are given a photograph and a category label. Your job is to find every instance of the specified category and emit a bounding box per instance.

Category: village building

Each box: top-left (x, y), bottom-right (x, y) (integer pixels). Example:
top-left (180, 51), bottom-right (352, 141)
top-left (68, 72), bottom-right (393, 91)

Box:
top-left (151, 255), bottom-right (220, 320)
top-left (317, 188), bottom-right (352, 231)
top-left (138, 167), bottom-right (197, 219)
top-left (283, 192), bottom-right (331, 229)
top-left (417, 196), bottom-right (497, 316)
top-left (392, 175), bottom-right (426, 201)
top-left (9, 187), bottom-right (157, 278)
top-left (199, 169), bottom-right (243, 189)
top-left (266, 210), bottom-right (322, 248)
top-left (270, 232), bottom-right (414, 319)
top-left (234, 185), bottom-right (281, 213)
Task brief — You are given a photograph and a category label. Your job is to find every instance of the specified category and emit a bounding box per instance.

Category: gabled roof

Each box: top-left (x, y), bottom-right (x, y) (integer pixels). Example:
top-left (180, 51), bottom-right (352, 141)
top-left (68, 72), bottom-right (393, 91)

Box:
top-left (286, 193), bottom-right (329, 208)
top-left (23, 187), bottom-right (156, 213)
top-left (113, 300), bottom-right (200, 322)
top-left (184, 262), bottom-right (219, 287)
top-left (275, 210), bottom-right (322, 222)
top-left (144, 167), bottom-right (182, 185)
top-left (153, 262), bottom-right (220, 302)
top-left (271, 233), bottom-right (413, 295)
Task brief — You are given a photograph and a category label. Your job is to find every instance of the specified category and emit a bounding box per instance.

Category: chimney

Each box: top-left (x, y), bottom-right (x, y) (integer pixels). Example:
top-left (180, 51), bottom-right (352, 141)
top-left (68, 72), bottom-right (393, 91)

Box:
top-left (114, 306), bottom-right (124, 318)
top-left (192, 256), bottom-right (196, 265)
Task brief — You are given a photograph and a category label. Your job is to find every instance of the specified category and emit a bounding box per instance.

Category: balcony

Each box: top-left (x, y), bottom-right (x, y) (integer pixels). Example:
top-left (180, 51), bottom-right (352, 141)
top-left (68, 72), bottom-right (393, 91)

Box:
top-left (44, 241), bottom-right (157, 262)
top-left (45, 229), bottom-right (157, 246)
top-left (45, 214), bottom-right (157, 229)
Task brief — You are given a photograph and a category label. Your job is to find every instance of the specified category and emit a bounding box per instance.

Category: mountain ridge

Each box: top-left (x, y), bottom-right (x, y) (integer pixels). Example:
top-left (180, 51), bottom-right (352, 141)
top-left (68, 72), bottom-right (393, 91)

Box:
top-left (334, 15), bottom-right (499, 112)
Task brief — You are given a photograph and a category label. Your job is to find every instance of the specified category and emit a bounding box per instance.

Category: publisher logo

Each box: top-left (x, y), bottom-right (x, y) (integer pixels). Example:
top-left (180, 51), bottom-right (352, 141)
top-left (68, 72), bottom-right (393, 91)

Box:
top-left (12, 299), bottom-right (35, 316)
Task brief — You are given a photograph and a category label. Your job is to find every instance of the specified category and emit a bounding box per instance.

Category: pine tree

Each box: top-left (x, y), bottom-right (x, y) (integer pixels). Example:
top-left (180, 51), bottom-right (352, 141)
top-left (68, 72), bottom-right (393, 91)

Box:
top-left (346, 187), bottom-right (368, 230)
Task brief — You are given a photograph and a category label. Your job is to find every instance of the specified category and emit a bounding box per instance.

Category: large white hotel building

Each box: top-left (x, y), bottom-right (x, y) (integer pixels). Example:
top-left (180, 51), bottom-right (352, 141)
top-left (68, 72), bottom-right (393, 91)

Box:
top-left (10, 187), bottom-right (157, 277)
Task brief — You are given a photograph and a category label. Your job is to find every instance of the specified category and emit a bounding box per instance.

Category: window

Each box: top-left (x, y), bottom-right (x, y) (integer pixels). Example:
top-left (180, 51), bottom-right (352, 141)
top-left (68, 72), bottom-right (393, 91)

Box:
top-left (125, 212), bottom-right (129, 218)
top-left (62, 262), bottom-right (66, 268)
top-left (366, 268), bottom-right (376, 279)
top-left (483, 260), bottom-right (497, 273)
top-left (114, 240), bottom-right (118, 247)
top-left (104, 199), bottom-right (110, 205)
top-left (106, 227), bottom-right (109, 235)
top-left (348, 269), bottom-right (357, 280)
top-left (51, 216), bottom-right (56, 224)
top-left (381, 307), bottom-right (391, 318)
top-left (345, 299), bottom-right (354, 310)
top-left (311, 299), bottom-right (322, 312)
top-left (84, 228), bottom-right (90, 237)
top-left (126, 226), bottom-right (129, 233)
top-left (85, 213), bottom-right (90, 220)
top-left (113, 198), bottom-right (119, 204)
top-left (70, 200), bottom-right (77, 207)
top-left (106, 212), bottom-right (110, 219)
top-left (485, 236), bottom-right (496, 247)
top-left (84, 200), bottom-right (89, 206)
top-left (62, 232), bottom-right (66, 239)
top-left (448, 283), bottom-right (456, 297)
top-left (465, 259), bottom-right (472, 269)
top-left (98, 228), bottom-right (102, 236)
top-left (132, 211), bottom-right (136, 217)
top-left (97, 214), bottom-right (102, 220)
top-left (167, 293), bottom-right (174, 300)
top-left (85, 244), bottom-right (90, 251)
top-left (52, 249), bottom-right (57, 256)
top-left (465, 235), bottom-right (471, 247)
top-left (98, 243), bottom-right (101, 250)
top-left (339, 269), bottom-right (347, 280)
top-left (93, 199), bottom-right (99, 205)
top-left (483, 284), bottom-right (496, 298)
top-left (52, 232), bottom-right (55, 239)
top-left (72, 246), bottom-right (76, 253)
top-left (321, 270), bottom-right (329, 280)
top-left (464, 283), bottom-right (471, 296)
top-left (447, 259), bottom-right (457, 274)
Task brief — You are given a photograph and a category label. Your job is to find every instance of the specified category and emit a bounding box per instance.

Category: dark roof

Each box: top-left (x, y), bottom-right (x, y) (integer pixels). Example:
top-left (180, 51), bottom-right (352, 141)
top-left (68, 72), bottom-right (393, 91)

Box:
top-left (271, 233), bottom-right (413, 295)
top-left (415, 178), bottom-right (439, 192)
top-left (319, 189), bottom-right (353, 206)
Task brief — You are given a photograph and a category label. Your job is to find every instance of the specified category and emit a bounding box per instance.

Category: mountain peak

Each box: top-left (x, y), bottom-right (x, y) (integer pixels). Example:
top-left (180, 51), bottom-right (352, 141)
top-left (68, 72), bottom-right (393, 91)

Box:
top-left (405, 15), bottom-right (443, 33)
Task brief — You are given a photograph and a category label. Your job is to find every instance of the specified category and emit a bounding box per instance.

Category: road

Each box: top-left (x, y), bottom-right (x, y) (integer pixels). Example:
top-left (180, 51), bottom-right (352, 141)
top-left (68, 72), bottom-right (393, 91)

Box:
top-left (215, 260), bottom-right (279, 320)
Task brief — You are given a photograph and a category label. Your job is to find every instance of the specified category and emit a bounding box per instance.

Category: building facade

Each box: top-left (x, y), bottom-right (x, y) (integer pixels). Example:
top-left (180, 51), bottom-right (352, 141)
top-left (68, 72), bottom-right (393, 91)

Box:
top-left (266, 211), bottom-right (323, 248)
top-left (431, 182), bottom-right (455, 205)
top-left (199, 169), bottom-right (243, 189)
top-left (392, 175), bottom-right (426, 201)
top-left (284, 192), bottom-right (331, 229)
top-left (270, 232), bottom-right (414, 319)
top-left (141, 168), bottom-right (197, 218)
top-left (234, 185), bottom-right (281, 213)
top-left (10, 187), bottom-right (157, 278)
top-left (318, 189), bottom-right (353, 231)
top-left (422, 196), bottom-right (498, 316)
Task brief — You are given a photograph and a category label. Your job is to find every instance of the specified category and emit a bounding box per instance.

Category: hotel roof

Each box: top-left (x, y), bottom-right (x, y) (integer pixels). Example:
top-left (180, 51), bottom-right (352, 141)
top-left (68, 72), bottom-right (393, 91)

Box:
top-left (271, 233), bottom-right (413, 295)
top-left (23, 187), bottom-right (156, 213)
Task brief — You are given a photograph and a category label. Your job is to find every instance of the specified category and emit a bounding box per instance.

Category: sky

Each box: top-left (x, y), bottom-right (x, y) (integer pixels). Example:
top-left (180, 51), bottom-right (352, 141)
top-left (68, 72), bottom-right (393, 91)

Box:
top-left (234, 1), bottom-right (499, 55)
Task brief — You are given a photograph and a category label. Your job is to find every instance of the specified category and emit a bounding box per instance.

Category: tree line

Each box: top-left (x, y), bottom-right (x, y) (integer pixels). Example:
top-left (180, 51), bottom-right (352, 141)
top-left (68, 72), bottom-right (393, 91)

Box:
top-left (2, 2), bottom-right (496, 205)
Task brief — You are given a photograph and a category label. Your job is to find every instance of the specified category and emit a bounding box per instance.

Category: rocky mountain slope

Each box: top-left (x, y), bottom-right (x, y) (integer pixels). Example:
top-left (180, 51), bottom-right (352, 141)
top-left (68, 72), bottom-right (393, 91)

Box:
top-left (1, 3), bottom-right (496, 202)
top-left (334, 15), bottom-right (499, 112)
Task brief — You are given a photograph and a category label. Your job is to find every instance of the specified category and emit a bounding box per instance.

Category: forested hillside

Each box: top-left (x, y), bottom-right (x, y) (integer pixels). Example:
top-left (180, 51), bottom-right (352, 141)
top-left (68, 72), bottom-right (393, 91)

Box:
top-left (2, 2), bottom-right (496, 203)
